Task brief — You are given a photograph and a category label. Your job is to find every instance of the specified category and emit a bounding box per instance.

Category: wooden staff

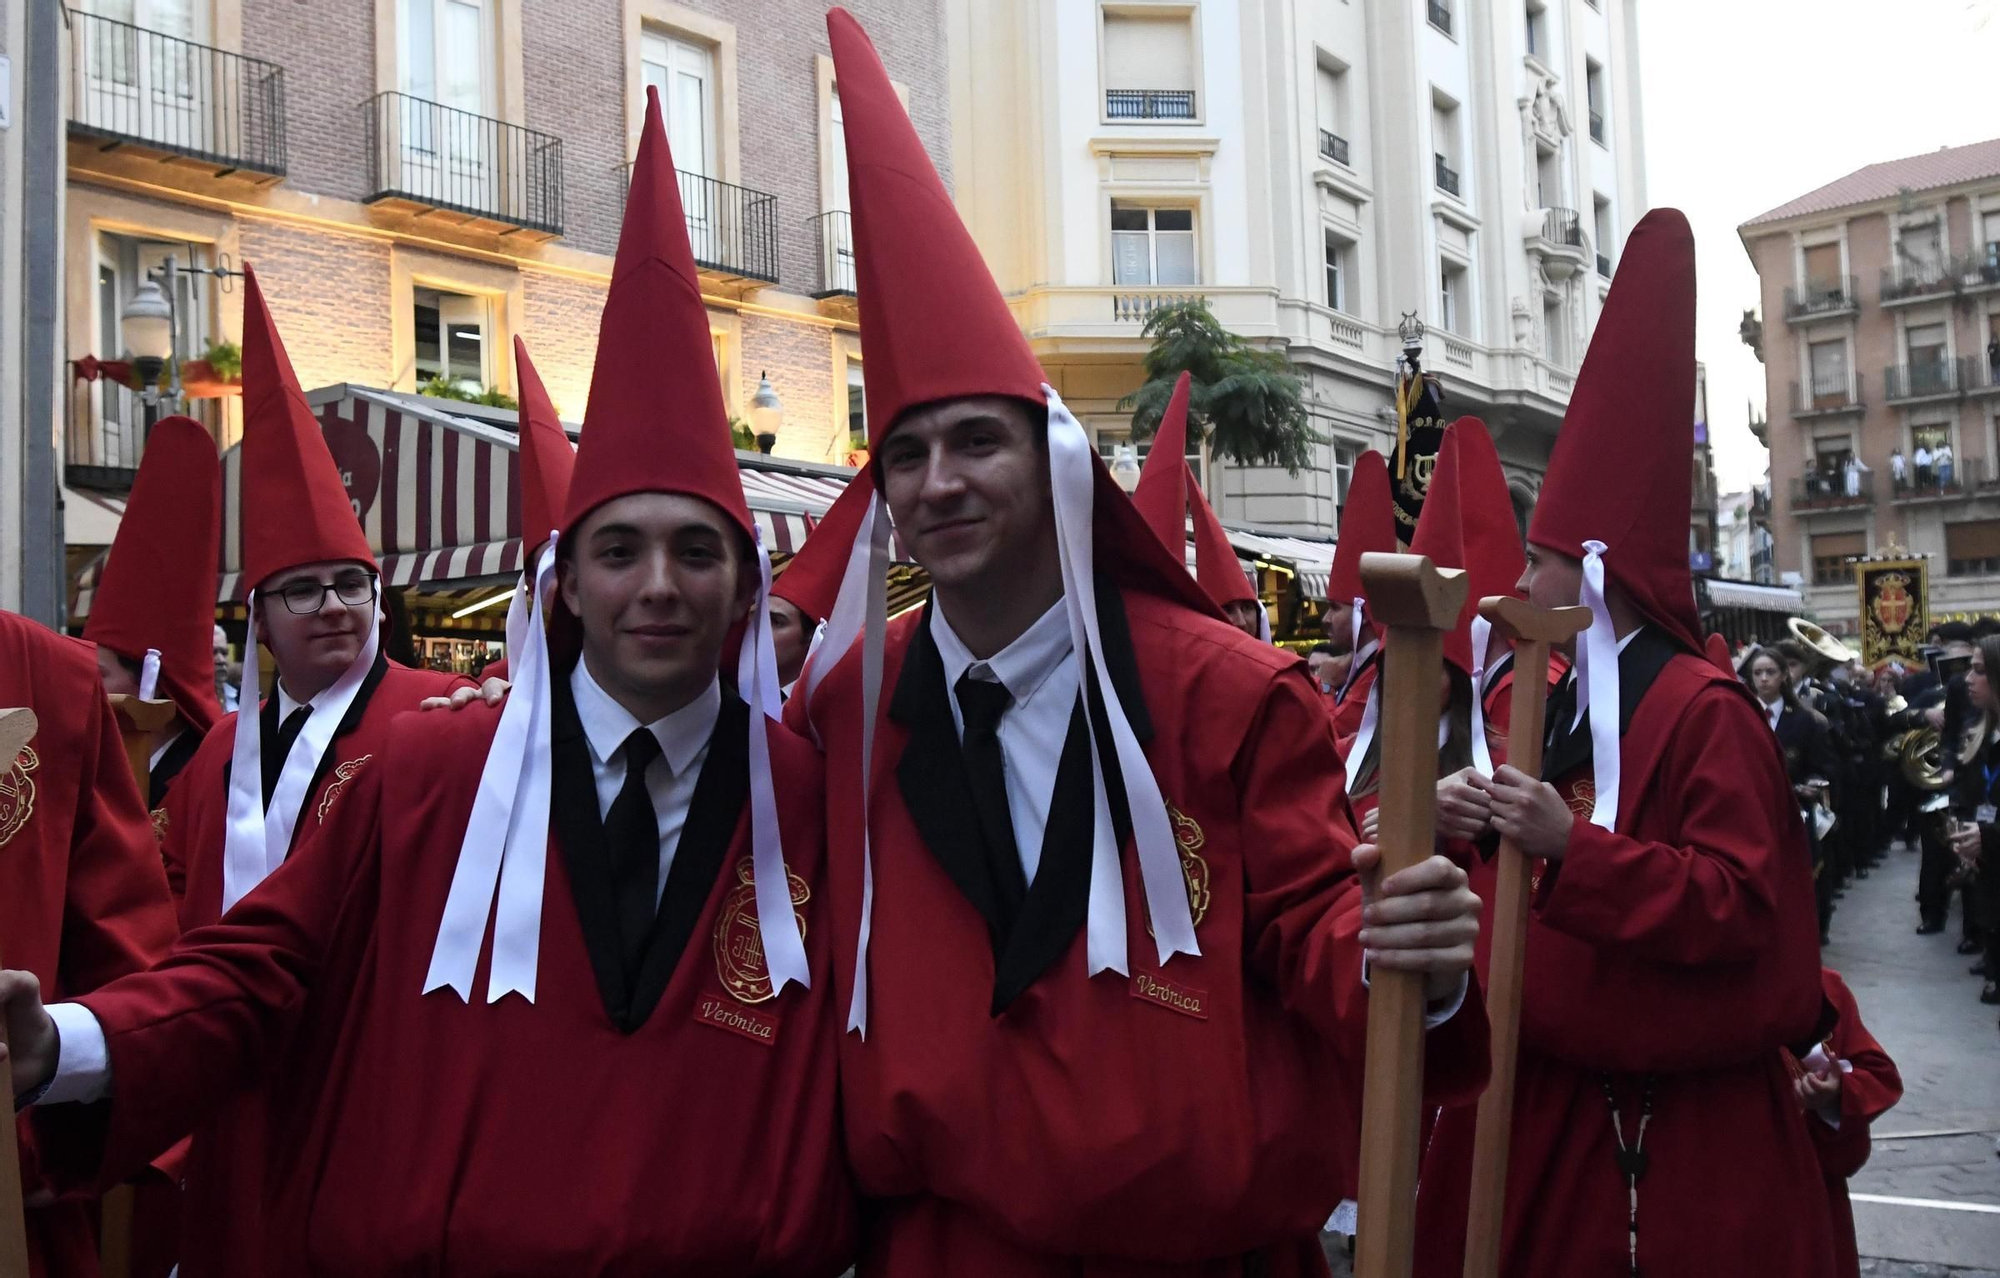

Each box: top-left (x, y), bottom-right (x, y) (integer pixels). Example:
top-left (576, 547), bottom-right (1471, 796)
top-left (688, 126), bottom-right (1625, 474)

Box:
top-left (1461, 596), bottom-right (1590, 1278)
top-left (0, 706), bottom-right (43, 1278)
top-left (1353, 552), bottom-right (1467, 1278)
top-left (99, 696), bottom-right (177, 1278)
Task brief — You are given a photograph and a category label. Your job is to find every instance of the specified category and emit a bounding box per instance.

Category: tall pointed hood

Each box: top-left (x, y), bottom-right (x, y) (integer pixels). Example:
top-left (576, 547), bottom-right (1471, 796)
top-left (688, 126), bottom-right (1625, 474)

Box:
top-left (1410, 429), bottom-right (1473, 675)
top-left (1452, 419), bottom-right (1523, 607)
top-left (513, 337), bottom-right (574, 557)
top-left (1706, 633), bottom-right (1734, 674)
top-left (1186, 463), bottom-right (1258, 612)
top-left (774, 468), bottom-right (875, 626)
top-left (1132, 372), bottom-right (1192, 555)
top-left (238, 264), bottom-right (375, 589)
top-left (1328, 450), bottom-right (1396, 606)
top-left (561, 88), bottom-right (750, 543)
top-left (84, 416), bottom-right (223, 733)
top-left (1527, 208), bottom-right (1700, 652)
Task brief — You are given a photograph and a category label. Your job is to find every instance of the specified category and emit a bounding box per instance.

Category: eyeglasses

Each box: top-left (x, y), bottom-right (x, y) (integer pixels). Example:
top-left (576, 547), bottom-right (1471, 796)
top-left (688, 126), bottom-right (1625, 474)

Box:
top-left (270, 571), bottom-right (379, 616)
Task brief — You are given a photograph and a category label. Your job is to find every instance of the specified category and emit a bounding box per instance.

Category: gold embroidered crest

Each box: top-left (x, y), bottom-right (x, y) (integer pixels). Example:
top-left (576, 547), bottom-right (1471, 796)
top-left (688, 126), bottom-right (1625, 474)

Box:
top-left (712, 857), bottom-right (810, 1005)
top-left (1562, 779), bottom-right (1596, 819)
top-left (316, 755), bottom-right (374, 823)
top-left (150, 807), bottom-right (170, 843)
top-left (1147, 802), bottom-right (1212, 936)
top-left (0, 746), bottom-right (40, 850)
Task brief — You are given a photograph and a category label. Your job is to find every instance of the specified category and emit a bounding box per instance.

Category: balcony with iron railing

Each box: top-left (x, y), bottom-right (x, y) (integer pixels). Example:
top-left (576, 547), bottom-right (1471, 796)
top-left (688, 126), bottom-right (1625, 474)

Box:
top-left (66, 7), bottom-right (287, 179)
top-left (364, 91), bottom-right (563, 237)
top-left (1790, 473), bottom-right (1875, 514)
top-left (616, 164), bottom-right (780, 284)
top-left (1105, 89), bottom-right (1196, 121)
top-left (1317, 129), bottom-right (1350, 167)
top-left (1428, 1), bottom-right (1453, 35)
top-left (1882, 254), bottom-right (1967, 304)
top-left (65, 384), bottom-right (221, 492)
top-left (1434, 153), bottom-right (1460, 197)
top-left (812, 210), bottom-right (856, 300)
top-left (1884, 357), bottom-right (1961, 403)
top-left (1969, 350), bottom-right (2000, 396)
top-left (1784, 275), bottom-right (1859, 322)
top-left (1790, 374), bottom-right (1865, 417)
top-left (1893, 454), bottom-right (1985, 503)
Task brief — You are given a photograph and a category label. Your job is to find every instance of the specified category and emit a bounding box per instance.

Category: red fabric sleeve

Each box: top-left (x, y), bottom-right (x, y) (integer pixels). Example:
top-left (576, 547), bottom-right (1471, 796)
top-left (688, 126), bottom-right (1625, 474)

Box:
top-left (1241, 673), bottom-right (1489, 1108)
top-left (1537, 688), bottom-right (1792, 965)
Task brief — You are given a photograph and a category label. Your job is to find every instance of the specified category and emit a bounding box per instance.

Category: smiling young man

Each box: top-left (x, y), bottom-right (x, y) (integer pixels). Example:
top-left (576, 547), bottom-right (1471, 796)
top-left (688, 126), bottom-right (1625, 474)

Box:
top-left (1409, 210), bottom-right (1832, 1278)
top-left (0, 92), bottom-right (852, 1278)
top-left (784, 14), bottom-right (1486, 1277)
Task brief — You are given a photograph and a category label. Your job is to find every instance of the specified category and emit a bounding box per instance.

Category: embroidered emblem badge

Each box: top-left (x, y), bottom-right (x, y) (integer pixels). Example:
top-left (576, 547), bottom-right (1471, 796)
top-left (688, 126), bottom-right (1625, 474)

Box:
top-left (150, 807), bottom-right (170, 844)
top-left (1147, 802), bottom-right (1212, 937)
top-left (316, 754), bottom-right (374, 824)
top-left (0, 745), bottom-right (40, 850)
top-left (712, 856), bottom-right (810, 1005)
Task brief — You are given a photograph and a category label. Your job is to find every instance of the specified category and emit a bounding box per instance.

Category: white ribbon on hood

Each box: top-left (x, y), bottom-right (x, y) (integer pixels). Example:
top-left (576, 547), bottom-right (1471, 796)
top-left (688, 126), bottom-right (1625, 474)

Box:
top-left (1572, 540), bottom-right (1621, 829)
top-left (1468, 615), bottom-right (1494, 777)
top-left (221, 590), bottom-right (383, 913)
top-left (738, 526), bottom-right (812, 999)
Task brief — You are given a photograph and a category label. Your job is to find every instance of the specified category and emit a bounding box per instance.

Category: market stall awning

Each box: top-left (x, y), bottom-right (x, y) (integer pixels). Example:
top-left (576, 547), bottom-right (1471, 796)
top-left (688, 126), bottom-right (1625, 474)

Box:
top-left (1702, 577), bottom-right (1803, 612)
top-left (1219, 523), bottom-right (1337, 599)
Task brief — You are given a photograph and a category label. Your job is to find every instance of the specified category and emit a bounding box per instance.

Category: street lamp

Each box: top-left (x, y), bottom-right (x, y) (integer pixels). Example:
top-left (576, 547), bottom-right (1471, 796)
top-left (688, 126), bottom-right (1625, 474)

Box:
top-left (1110, 442), bottom-right (1142, 492)
top-left (749, 370), bottom-right (784, 454)
top-left (120, 278), bottom-right (175, 428)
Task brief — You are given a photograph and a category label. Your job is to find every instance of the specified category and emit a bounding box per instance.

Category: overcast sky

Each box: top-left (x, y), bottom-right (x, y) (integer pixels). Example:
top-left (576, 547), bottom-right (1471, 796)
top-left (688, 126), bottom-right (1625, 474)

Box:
top-left (1637, 0), bottom-right (2000, 491)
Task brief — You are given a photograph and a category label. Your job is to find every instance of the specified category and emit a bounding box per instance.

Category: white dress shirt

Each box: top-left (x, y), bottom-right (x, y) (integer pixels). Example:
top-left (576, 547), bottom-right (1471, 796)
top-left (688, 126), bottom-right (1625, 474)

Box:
top-left (1761, 697), bottom-right (1784, 731)
top-left (147, 728), bottom-right (187, 774)
top-left (570, 659), bottom-right (720, 903)
top-left (930, 598), bottom-right (1078, 884)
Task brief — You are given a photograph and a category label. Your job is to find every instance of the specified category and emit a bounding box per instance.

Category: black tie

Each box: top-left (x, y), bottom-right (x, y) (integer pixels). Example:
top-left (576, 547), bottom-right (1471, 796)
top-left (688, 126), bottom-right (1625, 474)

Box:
top-left (955, 672), bottom-right (1028, 932)
top-left (263, 704), bottom-right (313, 810)
top-left (606, 728), bottom-right (664, 977)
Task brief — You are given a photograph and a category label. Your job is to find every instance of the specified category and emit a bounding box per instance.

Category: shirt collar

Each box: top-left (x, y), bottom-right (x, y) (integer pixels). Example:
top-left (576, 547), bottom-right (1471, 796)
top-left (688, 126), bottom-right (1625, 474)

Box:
top-left (930, 597), bottom-right (1074, 701)
top-left (570, 658), bottom-right (720, 778)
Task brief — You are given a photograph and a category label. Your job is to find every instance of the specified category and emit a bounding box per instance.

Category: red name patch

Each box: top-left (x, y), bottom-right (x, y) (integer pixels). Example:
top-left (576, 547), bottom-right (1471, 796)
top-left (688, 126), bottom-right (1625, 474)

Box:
top-left (694, 996), bottom-right (780, 1047)
top-left (1130, 972), bottom-right (1208, 1020)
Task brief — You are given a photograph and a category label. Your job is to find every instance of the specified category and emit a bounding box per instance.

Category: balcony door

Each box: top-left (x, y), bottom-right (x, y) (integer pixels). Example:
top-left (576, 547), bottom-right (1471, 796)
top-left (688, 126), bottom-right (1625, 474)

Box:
top-left (397, 0), bottom-right (494, 213)
top-left (77, 0), bottom-right (207, 152)
top-left (89, 232), bottom-right (217, 470)
top-left (642, 32), bottom-right (719, 265)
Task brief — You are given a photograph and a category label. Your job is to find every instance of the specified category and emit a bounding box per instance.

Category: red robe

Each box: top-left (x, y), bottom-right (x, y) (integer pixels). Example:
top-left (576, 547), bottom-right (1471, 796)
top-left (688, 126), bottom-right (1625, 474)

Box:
top-left (46, 693), bottom-right (857, 1275)
top-left (0, 611), bottom-right (179, 1277)
top-left (1415, 643), bottom-right (1833, 1277)
top-left (793, 588), bottom-right (1488, 1277)
top-left (1803, 969), bottom-right (1902, 1278)
top-left (136, 655), bottom-right (469, 1275)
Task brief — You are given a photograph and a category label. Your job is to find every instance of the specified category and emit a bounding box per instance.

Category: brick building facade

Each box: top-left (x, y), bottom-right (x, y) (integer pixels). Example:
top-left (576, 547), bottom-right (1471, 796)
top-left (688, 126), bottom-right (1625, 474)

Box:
top-left (59, 0), bottom-right (948, 563)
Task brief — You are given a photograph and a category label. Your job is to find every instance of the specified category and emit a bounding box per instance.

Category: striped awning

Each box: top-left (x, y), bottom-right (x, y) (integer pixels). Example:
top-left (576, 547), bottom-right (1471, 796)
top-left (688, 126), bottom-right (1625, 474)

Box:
top-left (1219, 524), bottom-right (1337, 600)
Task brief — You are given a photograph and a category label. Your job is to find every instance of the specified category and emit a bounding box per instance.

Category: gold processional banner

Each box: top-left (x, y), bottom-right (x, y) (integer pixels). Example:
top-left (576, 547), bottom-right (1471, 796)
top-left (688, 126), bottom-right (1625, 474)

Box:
top-left (1855, 557), bottom-right (1927, 668)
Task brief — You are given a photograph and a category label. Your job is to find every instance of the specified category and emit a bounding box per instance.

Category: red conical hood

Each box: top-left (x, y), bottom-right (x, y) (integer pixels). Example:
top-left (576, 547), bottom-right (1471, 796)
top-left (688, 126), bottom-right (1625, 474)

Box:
top-left (512, 337), bottom-right (574, 557)
top-left (562, 87), bottom-right (750, 543)
top-left (1132, 372), bottom-right (1192, 556)
top-left (1328, 449), bottom-right (1396, 604)
top-left (1186, 462), bottom-right (1256, 609)
top-left (1706, 633), bottom-right (1734, 674)
top-left (773, 468), bottom-right (874, 625)
top-left (239, 264), bottom-right (375, 589)
top-left (829, 8), bottom-right (1045, 442)
top-left (83, 415), bottom-right (222, 733)
top-left (1411, 429), bottom-right (1474, 674)
top-left (1451, 418), bottom-right (1524, 606)
top-left (1527, 209), bottom-right (1701, 652)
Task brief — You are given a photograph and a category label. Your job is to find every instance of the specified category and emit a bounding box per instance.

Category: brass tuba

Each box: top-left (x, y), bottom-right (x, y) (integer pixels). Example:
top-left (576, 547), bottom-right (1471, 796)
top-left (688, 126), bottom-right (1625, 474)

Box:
top-left (1787, 617), bottom-right (1857, 666)
top-left (1898, 727), bottom-right (1952, 791)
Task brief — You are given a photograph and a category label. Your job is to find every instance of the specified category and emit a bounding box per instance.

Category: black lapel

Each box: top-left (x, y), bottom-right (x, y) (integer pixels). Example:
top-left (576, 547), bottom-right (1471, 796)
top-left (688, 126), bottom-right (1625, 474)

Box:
top-left (1483, 648), bottom-right (1518, 702)
top-left (550, 664), bottom-right (637, 1029)
top-left (1542, 628), bottom-right (1681, 782)
top-left (1336, 645), bottom-right (1381, 707)
top-left (890, 604), bottom-right (1011, 951)
top-left (625, 696), bottom-right (750, 1032)
top-left (1092, 576), bottom-right (1153, 746)
top-left (149, 729), bottom-right (203, 810)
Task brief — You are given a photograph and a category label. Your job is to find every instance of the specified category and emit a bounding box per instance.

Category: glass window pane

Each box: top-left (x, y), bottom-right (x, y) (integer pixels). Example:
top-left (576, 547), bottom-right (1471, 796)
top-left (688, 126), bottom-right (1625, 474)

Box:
top-left (673, 69), bottom-right (708, 175)
top-left (402, 0), bottom-right (436, 100)
top-left (414, 298), bottom-right (442, 379)
top-left (441, 0), bottom-right (483, 112)
top-left (1110, 207), bottom-right (1147, 232)
top-left (1113, 231), bottom-right (1151, 285)
top-left (1156, 232), bottom-right (1198, 285)
top-left (1155, 208), bottom-right (1193, 232)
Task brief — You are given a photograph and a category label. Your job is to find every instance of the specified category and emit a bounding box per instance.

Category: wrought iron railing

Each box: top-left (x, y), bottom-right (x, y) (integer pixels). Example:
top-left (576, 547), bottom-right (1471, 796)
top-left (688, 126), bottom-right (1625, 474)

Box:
top-left (1544, 207), bottom-right (1584, 247)
top-left (1428, 1), bottom-right (1454, 34)
top-left (1881, 256), bottom-right (1958, 302)
top-left (1434, 153), bottom-right (1460, 197)
top-left (1318, 129), bottom-right (1350, 166)
top-left (65, 384), bottom-right (220, 491)
top-left (814, 210), bottom-right (856, 297)
top-left (676, 172), bottom-right (779, 282)
top-left (364, 91), bottom-right (563, 235)
top-left (1790, 475), bottom-right (1874, 511)
top-left (1105, 89), bottom-right (1196, 121)
top-left (67, 9), bottom-right (287, 176)
top-left (1790, 374), bottom-right (1864, 415)
top-left (1783, 275), bottom-right (1858, 319)
top-left (1885, 358), bottom-right (1961, 401)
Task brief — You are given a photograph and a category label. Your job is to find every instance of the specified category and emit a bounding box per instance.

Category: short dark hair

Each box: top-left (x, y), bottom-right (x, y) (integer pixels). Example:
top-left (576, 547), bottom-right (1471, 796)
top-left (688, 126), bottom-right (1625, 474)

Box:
top-left (1936, 621), bottom-right (1975, 644)
top-left (1972, 617), bottom-right (2000, 640)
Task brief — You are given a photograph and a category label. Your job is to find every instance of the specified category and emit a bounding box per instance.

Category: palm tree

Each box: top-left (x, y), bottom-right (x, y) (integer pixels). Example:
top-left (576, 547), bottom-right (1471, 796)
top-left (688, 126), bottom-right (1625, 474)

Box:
top-left (1117, 300), bottom-right (1319, 474)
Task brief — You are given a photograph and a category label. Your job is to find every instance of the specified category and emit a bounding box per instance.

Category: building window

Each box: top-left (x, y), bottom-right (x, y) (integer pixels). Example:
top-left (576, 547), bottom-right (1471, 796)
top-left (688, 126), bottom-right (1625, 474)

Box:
top-left (1906, 319), bottom-right (1948, 368)
top-left (846, 359), bottom-right (866, 453)
top-left (1101, 7), bottom-right (1197, 121)
top-left (1811, 531), bottom-right (1864, 587)
top-left (1593, 195), bottom-right (1613, 276)
top-left (1535, 145), bottom-right (1561, 209)
top-left (1807, 338), bottom-right (1849, 402)
top-left (399, 0), bottom-right (489, 113)
top-left (1802, 241), bottom-right (1841, 293)
top-left (1981, 210), bottom-right (2000, 272)
top-left (1323, 228), bottom-right (1353, 313)
top-left (1440, 261), bottom-right (1467, 334)
top-left (1585, 60), bottom-right (1606, 145)
top-left (1112, 204), bottom-right (1198, 287)
top-left (1432, 93), bottom-right (1461, 196)
top-left (1525, 2), bottom-right (1547, 60)
top-left (1947, 520), bottom-right (2000, 576)
top-left (641, 29), bottom-right (715, 179)
top-left (1315, 58), bottom-right (1349, 165)
top-left (413, 286), bottom-right (490, 391)
top-left (1333, 439), bottom-right (1359, 506)
top-left (1427, 0), bottom-right (1453, 37)
top-left (1899, 220), bottom-right (1943, 280)
top-left (1543, 295), bottom-right (1567, 366)
top-left (93, 231), bottom-right (217, 441)
top-left (824, 82), bottom-right (849, 212)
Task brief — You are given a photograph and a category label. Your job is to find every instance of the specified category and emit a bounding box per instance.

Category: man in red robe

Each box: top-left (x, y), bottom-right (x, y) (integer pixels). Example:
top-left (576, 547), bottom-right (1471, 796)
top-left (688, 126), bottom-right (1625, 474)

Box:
top-left (82, 414), bottom-right (224, 815)
top-left (785, 14), bottom-right (1487, 1276)
top-left (2, 90), bottom-right (853, 1277)
top-left (1412, 209), bottom-right (1834, 1277)
top-left (1324, 449), bottom-right (1396, 752)
top-left (0, 608), bottom-right (179, 1275)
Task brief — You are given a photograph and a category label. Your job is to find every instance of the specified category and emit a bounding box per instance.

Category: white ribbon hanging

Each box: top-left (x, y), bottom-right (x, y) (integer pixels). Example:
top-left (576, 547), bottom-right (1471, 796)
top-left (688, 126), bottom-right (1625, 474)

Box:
top-left (737, 527), bottom-right (811, 1000)
top-left (424, 536), bottom-right (559, 1002)
top-left (1468, 615), bottom-right (1495, 777)
top-left (1344, 678), bottom-right (1380, 798)
top-left (221, 590), bottom-right (383, 913)
top-left (1573, 540), bottom-right (1621, 829)
top-left (1046, 385), bottom-right (1199, 975)
top-left (1336, 599), bottom-right (1369, 699)
top-left (139, 648), bottom-right (162, 701)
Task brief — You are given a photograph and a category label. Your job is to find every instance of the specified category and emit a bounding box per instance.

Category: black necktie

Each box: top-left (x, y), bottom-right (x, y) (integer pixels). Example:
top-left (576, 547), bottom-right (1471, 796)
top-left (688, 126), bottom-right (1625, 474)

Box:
top-left (262, 704), bottom-right (313, 810)
top-left (955, 672), bottom-right (1028, 931)
top-left (1545, 674), bottom-right (1579, 755)
top-left (606, 728), bottom-right (664, 977)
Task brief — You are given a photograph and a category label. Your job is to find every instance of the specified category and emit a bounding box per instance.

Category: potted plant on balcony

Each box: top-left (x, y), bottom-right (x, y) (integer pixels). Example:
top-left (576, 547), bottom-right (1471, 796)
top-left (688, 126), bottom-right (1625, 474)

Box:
top-left (179, 339), bottom-right (244, 397)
